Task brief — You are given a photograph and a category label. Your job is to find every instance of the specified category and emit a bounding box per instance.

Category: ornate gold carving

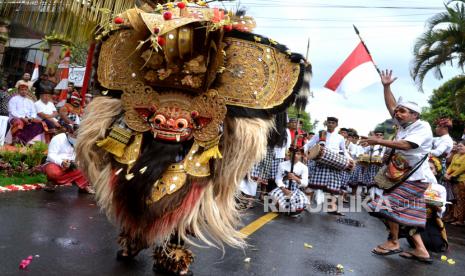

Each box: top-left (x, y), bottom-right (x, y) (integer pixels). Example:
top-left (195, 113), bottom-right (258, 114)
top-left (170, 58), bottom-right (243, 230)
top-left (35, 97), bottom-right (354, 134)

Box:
top-left (181, 75), bottom-right (202, 88)
top-left (140, 8), bottom-right (215, 37)
top-left (121, 82), bottom-right (160, 132)
top-left (184, 143), bottom-right (211, 177)
top-left (215, 37), bottom-right (301, 109)
top-left (141, 50), bottom-right (164, 69)
top-left (98, 30), bottom-right (146, 90)
top-left (183, 55), bottom-right (207, 74)
top-left (121, 84), bottom-right (225, 143)
top-left (191, 89), bottom-right (226, 143)
top-left (125, 8), bottom-right (147, 33)
top-left (148, 163), bottom-right (188, 203)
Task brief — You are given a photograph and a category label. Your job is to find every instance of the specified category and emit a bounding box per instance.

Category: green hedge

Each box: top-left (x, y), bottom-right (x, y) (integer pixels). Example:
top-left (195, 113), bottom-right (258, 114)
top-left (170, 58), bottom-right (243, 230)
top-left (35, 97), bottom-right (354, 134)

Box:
top-left (0, 174), bottom-right (47, 187)
top-left (0, 142), bottom-right (48, 186)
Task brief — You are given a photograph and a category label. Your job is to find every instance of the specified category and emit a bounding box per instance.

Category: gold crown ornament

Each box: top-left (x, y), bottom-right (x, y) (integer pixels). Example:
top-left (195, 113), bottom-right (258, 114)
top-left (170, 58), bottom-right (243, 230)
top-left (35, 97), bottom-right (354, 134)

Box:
top-left (94, 1), bottom-right (309, 200)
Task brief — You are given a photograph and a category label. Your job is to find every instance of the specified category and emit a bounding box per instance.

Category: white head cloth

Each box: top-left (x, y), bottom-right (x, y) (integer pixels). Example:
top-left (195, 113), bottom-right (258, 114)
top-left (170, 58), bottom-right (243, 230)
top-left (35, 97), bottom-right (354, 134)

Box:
top-left (396, 97), bottom-right (421, 113)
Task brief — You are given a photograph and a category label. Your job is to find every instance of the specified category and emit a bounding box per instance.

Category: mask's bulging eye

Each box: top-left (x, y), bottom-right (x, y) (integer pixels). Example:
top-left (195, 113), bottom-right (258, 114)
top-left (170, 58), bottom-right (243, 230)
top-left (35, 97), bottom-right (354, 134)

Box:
top-left (176, 118), bottom-right (188, 129)
top-left (153, 114), bottom-right (166, 125)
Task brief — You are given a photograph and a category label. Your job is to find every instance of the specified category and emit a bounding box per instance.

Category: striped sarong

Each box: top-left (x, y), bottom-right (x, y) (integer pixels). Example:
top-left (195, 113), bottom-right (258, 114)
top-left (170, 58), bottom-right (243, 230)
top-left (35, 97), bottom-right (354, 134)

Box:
top-left (367, 180), bottom-right (428, 228)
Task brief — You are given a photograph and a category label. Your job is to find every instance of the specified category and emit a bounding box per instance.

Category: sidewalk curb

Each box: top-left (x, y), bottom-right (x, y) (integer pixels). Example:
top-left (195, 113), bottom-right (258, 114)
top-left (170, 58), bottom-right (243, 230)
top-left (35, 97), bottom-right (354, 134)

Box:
top-left (0, 183), bottom-right (46, 193)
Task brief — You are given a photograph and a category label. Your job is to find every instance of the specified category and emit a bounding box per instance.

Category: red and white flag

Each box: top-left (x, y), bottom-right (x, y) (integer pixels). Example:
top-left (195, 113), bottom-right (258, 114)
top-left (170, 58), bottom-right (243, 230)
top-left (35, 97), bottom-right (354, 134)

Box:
top-left (324, 42), bottom-right (380, 95)
top-left (55, 50), bottom-right (71, 90)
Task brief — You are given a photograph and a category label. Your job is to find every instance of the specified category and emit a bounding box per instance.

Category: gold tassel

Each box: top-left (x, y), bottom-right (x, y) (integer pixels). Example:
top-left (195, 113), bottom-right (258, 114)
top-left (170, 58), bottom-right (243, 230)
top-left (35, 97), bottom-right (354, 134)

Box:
top-left (197, 145), bottom-right (222, 164)
top-left (96, 125), bottom-right (132, 157)
top-left (96, 136), bottom-right (127, 157)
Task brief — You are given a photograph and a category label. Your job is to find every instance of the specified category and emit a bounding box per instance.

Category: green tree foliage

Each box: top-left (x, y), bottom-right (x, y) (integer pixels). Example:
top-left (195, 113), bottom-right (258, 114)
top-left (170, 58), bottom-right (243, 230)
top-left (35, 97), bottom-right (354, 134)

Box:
top-left (287, 106), bottom-right (315, 132)
top-left (374, 119), bottom-right (397, 140)
top-left (421, 75), bottom-right (465, 139)
top-left (411, 0), bottom-right (465, 91)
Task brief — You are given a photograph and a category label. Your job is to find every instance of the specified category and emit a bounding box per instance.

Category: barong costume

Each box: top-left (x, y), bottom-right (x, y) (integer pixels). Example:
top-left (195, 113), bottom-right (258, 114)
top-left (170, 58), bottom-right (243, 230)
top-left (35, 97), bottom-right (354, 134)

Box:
top-left (76, 3), bottom-right (311, 275)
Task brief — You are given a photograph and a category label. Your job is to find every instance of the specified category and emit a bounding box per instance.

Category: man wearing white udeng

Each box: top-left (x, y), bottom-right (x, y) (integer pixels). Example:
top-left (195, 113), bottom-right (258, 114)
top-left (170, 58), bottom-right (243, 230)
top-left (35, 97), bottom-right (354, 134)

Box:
top-left (360, 69), bottom-right (434, 264)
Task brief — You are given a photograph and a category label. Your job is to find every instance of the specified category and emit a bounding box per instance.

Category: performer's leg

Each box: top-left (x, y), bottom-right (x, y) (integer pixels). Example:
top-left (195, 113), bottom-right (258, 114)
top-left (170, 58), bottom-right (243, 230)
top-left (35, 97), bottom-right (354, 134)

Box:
top-left (43, 163), bottom-right (64, 192)
top-left (116, 230), bottom-right (148, 261)
top-left (152, 234), bottom-right (194, 276)
top-left (373, 221), bottom-right (401, 254)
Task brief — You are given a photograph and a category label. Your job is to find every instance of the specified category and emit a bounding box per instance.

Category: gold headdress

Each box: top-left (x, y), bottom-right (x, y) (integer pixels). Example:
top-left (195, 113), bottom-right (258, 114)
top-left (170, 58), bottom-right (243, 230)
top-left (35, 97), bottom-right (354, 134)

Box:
top-left (95, 3), bottom-right (304, 182)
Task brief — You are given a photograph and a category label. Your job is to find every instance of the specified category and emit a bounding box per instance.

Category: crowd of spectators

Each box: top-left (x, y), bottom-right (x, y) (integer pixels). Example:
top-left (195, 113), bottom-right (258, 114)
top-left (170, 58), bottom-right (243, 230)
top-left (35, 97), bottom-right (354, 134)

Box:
top-left (0, 72), bottom-right (94, 194)
top-left (0, 72), bottom-right (92, 146)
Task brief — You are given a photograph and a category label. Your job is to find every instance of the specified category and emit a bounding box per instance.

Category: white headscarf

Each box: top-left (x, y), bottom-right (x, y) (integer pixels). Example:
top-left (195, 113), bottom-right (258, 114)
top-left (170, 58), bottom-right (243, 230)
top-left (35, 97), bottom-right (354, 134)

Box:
top-left (396, 97), bottom-right (421, 113)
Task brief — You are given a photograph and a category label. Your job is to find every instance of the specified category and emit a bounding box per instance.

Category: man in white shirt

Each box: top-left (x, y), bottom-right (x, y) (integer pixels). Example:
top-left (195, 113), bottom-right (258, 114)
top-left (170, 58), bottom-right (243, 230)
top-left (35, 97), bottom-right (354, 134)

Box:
top-left (304, 117), bottom-right (346, 155)
top-left (269, 148), bottom-right (309, 217)
top-left (35, 89), bottom-right (62, 136)
top-left (347, 132), bottom-right (360, 159)
top-left (15, 73), bottom-right (34, 90)
top-left (8, 83), bottom-right (45, 144)
top-left (431, 117), bottom-right (454, 177)
top-left (42, 127), bottom-right (94, 194)
top-left (361, 69), bottom-right (432, 263)
top-left (304, 116), bottom-right (347, 215)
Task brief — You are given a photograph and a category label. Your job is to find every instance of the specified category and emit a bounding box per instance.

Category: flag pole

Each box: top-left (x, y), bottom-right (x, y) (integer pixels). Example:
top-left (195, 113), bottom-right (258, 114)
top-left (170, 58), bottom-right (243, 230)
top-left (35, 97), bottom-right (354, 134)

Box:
top-left (305, 38), bottom-right (310, 61)
top-left (353, 25), bottom-right (381, 75)
top-left (287, 37), bottom-right (311, 214)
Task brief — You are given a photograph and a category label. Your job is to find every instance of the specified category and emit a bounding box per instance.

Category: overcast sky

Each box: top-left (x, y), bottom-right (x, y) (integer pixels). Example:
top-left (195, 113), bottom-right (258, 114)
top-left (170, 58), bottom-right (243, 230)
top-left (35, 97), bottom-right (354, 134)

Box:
top-left (213, 0), bottom-right (462, 135)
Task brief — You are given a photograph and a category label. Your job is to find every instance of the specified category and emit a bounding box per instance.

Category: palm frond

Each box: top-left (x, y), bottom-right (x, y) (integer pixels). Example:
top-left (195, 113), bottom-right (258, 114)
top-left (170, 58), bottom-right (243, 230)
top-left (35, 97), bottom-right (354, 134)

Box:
top-left (411, 0), bottom-right (465, 91)
top-left (0, 0), bottom-right (138, 44)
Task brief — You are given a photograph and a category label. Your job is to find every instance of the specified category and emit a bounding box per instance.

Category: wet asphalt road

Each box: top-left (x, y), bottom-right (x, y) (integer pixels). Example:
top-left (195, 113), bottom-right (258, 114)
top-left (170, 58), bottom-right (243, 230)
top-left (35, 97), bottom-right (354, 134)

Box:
top-left (1, 186), bottom-right (465, 276)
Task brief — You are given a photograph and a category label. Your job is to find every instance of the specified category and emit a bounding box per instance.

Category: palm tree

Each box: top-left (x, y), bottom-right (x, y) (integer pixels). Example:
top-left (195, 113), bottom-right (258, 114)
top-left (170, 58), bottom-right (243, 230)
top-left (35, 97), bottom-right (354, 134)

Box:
top-left (411, 0), bottom-right (465, 91)
top-left (0, 0), bottom-right (159, 44)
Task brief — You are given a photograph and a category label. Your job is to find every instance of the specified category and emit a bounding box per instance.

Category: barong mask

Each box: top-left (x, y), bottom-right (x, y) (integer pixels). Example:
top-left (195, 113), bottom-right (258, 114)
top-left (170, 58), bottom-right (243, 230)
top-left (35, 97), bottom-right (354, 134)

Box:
top-left (77, 2), bottom-right (310, 249)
